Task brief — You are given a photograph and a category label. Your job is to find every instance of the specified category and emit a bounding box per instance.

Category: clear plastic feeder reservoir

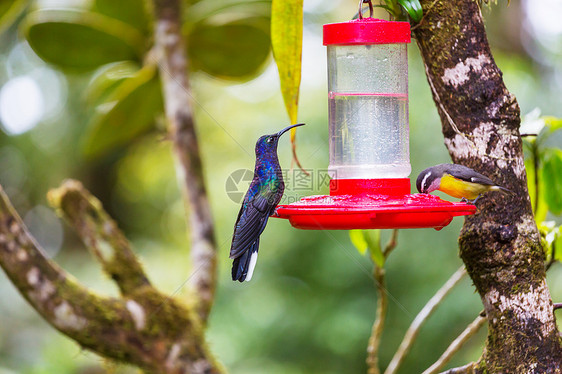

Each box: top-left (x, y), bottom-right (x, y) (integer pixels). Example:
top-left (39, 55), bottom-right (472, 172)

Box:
top-left (324, 18), bottom-right (411, 179)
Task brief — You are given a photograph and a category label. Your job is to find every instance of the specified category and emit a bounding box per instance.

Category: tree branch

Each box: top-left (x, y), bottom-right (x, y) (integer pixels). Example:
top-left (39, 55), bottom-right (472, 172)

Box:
top-left (423, 316), bottom-right (486, 374)
top-left (414, 0), bottom-right (562, 371)
top-left (439, 362), bottom-right (479, 374)
top-left (152, 0), bottom-right (218, 324)
top-left (47, 179), bottom-right (150, 297)
top-left (385, 266), bottom-right (466, 374)
top-left (0, 183), bottom-right (223, 374)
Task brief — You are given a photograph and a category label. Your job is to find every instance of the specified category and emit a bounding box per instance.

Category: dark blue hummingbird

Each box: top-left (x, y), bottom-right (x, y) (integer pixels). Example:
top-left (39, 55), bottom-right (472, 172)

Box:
top-left (230, 123), bottom-right (305, 282)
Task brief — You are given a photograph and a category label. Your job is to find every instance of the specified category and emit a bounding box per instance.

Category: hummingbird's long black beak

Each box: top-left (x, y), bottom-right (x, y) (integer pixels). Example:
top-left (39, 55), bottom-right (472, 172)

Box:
top-left (277, 123), bottom-right (305, 137)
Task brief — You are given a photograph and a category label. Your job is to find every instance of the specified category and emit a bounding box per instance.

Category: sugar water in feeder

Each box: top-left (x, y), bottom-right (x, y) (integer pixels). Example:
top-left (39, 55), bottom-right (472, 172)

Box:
top-left (327, 34), bottom-right (410, 179)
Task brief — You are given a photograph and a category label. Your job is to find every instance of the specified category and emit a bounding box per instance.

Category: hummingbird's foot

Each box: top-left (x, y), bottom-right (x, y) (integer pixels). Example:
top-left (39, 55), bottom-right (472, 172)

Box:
top-left (460, 197), bottom-right (468, 203)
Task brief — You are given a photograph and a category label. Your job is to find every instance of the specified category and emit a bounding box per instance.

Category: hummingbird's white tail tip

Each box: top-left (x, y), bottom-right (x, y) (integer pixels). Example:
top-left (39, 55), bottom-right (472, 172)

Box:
top-left (244, 251), bottom-right (259, 282)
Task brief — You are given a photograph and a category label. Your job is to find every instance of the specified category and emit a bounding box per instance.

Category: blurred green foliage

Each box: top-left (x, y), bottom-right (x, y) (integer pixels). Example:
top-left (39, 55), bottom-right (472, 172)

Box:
top-left (21, 0), bottom-right (270, 158)
top-left (83, 64), bottom-right (163, 158)
top-left (522, 111), bottom-right (562, 263)
top-left (0, 1), bottom-right (560, 374)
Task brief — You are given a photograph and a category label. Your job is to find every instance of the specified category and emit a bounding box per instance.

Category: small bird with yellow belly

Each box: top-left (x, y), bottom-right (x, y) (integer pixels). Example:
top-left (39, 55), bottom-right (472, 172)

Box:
top-left (416, 163), bottom-right (513, 204)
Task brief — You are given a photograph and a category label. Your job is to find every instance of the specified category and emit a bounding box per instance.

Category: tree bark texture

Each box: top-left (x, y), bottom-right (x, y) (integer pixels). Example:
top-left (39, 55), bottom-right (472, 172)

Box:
top-left (152, 0), bottom-right (218, 324)
top-left (413, 0), bottom-right (562, 372)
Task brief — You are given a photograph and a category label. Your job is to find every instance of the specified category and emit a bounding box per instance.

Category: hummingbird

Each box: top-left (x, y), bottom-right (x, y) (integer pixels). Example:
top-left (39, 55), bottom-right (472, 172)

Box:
top-left (230, 123), bottom-right (305, 282)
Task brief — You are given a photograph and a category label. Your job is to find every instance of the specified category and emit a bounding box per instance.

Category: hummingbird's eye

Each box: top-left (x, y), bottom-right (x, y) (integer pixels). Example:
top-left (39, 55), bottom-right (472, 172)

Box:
top-left (266, 137), bottom-right (274, 143)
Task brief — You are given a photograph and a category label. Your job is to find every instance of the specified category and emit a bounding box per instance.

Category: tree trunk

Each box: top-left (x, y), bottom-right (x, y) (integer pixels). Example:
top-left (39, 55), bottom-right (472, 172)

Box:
top-left (413, 0), bottom-right (562, 372)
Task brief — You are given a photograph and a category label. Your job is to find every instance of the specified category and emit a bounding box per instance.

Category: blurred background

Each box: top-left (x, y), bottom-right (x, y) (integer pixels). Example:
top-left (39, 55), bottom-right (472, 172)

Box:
top-left (0, 0), bottom-right (561, 373)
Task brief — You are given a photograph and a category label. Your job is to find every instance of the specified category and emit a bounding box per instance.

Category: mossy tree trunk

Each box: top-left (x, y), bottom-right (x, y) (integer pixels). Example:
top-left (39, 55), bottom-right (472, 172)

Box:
top-left (413, 0), bottom-right (562, 372)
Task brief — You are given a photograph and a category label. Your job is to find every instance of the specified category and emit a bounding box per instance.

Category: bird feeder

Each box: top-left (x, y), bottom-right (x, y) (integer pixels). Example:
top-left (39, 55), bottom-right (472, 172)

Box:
top-left (274, 7), bottom-right (475, 230)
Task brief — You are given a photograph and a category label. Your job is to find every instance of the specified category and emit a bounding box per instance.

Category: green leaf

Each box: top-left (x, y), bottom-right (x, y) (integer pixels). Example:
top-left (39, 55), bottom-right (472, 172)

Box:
top-left (364, 230), bottom-right (384, 268)
top-left (94, 0), bottom-right (149, 33)
top-left (555, 227), bottom-right (562, 262)
top-left (0, 0), bottom-right (29, 36)
top-left (187, 17), bottom-right (270, 79)
top-left (382, 0), bottom-right (402, 18)
top-left (271, 0), bottom-right (302, 124)
top-left (23, 9), bottom-right (145, 71)
top-left (83, 64), bottom-right (163, 157)
top-left (185, 0), bottom-right (270, 25)
top-left (397, 0), bottom-right (423, 22)
top-left (541, 148), bottom-right (562, 215)
top-left (349, 229), bottom-right (368, 255)
top-left (544, 116), bottom-right (562, 133)
top-left (349, 230), bottom-right (385, 268)
top-left (85, 61), bottom-right (141, 105)
top-left (525, 157), bottom-right (548, 223)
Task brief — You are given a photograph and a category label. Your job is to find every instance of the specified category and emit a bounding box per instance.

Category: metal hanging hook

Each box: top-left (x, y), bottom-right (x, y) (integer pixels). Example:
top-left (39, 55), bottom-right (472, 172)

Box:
top-left (357, 0), bottom-right (374, 19)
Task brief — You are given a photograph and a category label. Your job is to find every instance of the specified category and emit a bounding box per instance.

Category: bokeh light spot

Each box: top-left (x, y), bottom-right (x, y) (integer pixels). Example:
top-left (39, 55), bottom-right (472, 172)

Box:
top-left (0, 76), bottom-right (44, 135)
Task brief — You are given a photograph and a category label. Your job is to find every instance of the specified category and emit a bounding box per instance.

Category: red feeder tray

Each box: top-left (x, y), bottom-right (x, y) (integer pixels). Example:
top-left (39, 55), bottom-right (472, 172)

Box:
top-left (274, 179), bottom-right (476, 230)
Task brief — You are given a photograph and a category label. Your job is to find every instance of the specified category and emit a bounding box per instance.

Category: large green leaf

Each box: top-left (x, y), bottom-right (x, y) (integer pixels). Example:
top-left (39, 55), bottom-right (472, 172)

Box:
top-left (85, 61), bottom-right (141, 105)
top-left (271, 0), bottom-right (302, 124)
top-left (23, 9), bottom-right (145, 71)
top-left (94, 0), bottom-right (149, 33)
top-left (0, 0), bottom-right (29, 36)
top-left (187, 17), bottom-right (270, 79)
top-left (83, 65), bottom-right (163, 157)
top-left (185, 0), bottom-right (270, 25)
top-left (541, 148), bottom-right (562, 215)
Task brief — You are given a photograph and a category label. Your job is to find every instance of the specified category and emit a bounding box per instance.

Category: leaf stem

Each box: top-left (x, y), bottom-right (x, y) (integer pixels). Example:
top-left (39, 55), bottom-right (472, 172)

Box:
top-left (367, 266), bottom-right (388, 374)
top-left (383, 229), bottom-right (399, 257)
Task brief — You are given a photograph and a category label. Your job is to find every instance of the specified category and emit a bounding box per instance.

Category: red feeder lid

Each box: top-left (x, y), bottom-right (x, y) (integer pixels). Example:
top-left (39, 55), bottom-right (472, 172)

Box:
top-left (274, 179), bottom-right (476, 230)
top-left (323, 18), bottom-right (411, 46)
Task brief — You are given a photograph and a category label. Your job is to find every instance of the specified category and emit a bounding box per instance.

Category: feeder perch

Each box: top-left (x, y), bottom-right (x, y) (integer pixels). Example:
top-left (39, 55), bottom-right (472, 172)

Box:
top-left (274, 12), bottom-right (476, 230)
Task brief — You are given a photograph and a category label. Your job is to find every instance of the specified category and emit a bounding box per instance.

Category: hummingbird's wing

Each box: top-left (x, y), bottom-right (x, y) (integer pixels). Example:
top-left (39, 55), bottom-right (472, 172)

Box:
top-left (229, 190), bottom-right (274, 260)
top-left (230, 191), bottom-right (275, 282)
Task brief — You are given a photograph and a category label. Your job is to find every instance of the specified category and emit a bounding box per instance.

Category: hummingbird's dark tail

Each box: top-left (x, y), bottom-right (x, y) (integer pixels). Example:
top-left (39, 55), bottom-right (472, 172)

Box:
top-left (232, 239), bottom-right (260, 282)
